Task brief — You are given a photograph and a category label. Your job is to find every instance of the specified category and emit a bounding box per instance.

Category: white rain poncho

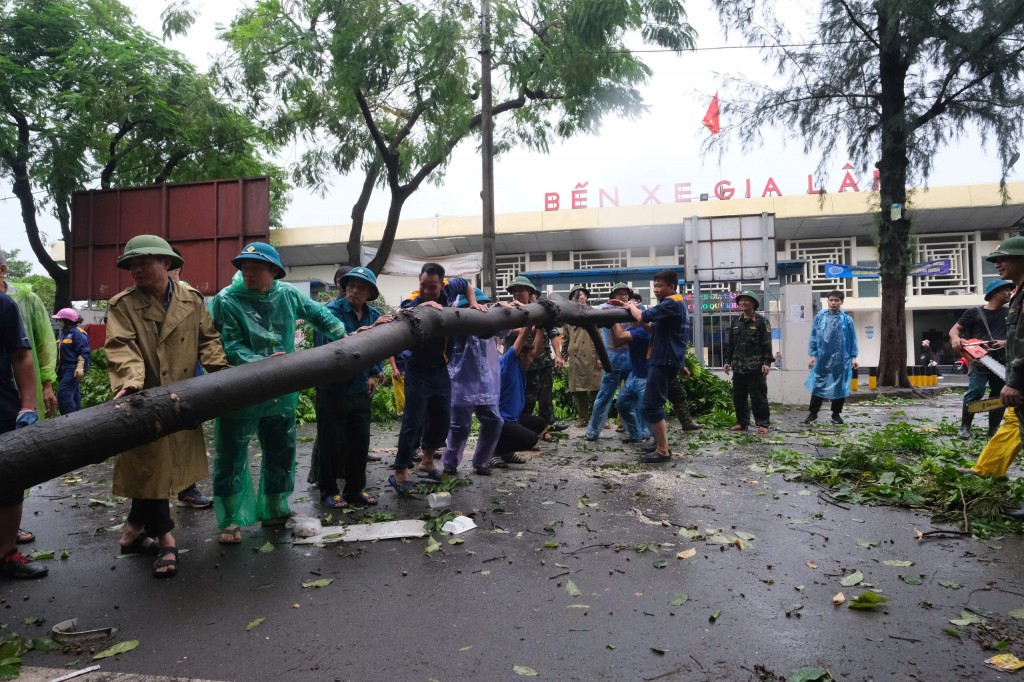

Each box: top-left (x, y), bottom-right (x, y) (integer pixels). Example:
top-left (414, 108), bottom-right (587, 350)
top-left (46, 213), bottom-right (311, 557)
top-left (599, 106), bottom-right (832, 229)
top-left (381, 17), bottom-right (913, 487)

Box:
top-left (804, 309), bottom-right (859, 399)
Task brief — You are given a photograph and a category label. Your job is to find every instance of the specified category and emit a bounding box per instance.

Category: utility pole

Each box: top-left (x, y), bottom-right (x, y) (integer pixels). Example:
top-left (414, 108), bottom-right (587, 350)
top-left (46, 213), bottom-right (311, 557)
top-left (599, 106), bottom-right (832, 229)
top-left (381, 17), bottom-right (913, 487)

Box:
top-left (480, 0), bottom-right (496, 299)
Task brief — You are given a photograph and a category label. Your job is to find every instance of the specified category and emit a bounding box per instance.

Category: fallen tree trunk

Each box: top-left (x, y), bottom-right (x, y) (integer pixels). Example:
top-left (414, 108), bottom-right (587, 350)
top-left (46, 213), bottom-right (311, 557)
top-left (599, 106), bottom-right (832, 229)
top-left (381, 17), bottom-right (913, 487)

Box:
top-left (0, 300), bottom-right (631, 492)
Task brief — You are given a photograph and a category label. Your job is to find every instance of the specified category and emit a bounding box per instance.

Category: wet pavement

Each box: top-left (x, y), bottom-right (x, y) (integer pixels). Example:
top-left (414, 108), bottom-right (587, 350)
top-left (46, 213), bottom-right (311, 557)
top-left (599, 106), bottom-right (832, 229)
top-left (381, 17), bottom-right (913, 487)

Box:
top-left (4, 390), bottom-right (1024, 681)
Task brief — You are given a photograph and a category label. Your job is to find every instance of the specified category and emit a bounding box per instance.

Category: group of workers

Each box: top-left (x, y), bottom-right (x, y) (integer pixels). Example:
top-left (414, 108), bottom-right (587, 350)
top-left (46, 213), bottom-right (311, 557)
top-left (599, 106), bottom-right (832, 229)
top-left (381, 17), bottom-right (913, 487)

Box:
top-left (4, 234), bottom-right (1024, 581)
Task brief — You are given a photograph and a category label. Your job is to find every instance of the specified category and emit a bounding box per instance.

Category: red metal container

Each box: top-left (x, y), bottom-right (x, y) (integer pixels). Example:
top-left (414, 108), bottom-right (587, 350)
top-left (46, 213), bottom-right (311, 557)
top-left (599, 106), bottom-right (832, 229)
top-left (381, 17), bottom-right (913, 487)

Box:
top-left (70, 177), bottom-right (271, 300)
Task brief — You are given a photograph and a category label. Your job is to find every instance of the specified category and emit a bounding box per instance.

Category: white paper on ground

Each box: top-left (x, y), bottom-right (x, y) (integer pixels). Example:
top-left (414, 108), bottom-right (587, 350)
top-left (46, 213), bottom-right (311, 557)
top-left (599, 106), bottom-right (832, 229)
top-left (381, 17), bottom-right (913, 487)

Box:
top-left (441, 516), bottom-right (477, 534)
top-left (293, 519), bottom-right (429, 545)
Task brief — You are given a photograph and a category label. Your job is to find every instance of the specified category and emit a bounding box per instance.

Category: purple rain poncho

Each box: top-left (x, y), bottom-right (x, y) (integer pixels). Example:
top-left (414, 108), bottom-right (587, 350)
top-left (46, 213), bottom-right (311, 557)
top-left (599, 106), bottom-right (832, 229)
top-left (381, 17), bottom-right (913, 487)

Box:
top-left (804, 309), bottom-right (859, 400)
top-left (448, 334), bottom-right (502, 407)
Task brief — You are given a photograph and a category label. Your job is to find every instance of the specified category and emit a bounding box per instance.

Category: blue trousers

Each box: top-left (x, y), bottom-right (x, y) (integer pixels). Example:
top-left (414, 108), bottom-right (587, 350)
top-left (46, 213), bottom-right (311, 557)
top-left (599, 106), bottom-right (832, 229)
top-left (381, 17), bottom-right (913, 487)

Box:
top-left (963, 366), bottom-right (1005, 427)
top-left (585, 351), bottom-right (631, 438)
top-left (643, 365), bottom-right (674, 423)
top-left (617, 375), bottom-right (650, 439)
top-left (394, 364), bottom-right (452, 470)
top-left (57, 374), bottom-right (81, 415)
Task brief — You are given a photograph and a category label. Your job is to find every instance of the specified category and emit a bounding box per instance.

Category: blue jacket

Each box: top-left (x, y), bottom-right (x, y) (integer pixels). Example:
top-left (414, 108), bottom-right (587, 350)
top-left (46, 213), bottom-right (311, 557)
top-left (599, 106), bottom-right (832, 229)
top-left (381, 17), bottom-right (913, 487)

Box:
top-left (400, 277), bottom-right (470, 369)
top-left (640, 293), bottom-right (687, 368)
top-left (315, 296), bottom-right (383, 396)
top-left (56, 326), bottom-right (91, 377)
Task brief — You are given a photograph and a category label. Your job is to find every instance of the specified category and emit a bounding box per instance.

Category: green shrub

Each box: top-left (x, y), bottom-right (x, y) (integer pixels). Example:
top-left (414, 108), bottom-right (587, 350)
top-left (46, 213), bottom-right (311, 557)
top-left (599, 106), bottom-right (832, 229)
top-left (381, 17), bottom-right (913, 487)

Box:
top-left (81, 348), bottom-right (114, 408)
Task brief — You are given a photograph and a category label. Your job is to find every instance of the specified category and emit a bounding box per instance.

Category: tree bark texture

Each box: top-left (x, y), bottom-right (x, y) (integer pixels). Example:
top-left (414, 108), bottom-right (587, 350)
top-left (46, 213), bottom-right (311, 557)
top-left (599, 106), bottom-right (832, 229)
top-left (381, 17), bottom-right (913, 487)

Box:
top-left (0, 301), bottom-right (631, 493)
top-left (874, 3), bottom-right (912, 388)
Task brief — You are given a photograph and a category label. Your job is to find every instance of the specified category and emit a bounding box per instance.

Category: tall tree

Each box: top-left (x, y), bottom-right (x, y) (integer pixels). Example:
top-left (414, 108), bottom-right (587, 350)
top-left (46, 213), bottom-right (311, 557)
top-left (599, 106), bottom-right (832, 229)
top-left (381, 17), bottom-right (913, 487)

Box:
top-left (209, 0), bottom-right (695, 273)
top-left (0, 248), bottom-right (32, 279)
top-left (0, 0), bottom-right (287, 311)
top-left (707, 0), bottom-right (1024, 386)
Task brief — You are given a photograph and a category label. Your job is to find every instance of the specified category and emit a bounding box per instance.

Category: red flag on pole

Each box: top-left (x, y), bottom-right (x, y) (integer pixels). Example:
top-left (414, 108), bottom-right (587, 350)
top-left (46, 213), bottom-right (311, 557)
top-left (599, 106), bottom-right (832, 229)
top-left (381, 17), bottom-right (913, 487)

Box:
top-left (702, 92), bottom-right (720, 134)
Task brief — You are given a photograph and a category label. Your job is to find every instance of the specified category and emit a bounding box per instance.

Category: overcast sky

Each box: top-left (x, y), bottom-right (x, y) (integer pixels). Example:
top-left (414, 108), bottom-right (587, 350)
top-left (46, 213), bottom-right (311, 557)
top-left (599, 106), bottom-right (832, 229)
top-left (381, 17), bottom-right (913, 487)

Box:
top-left (0, 0), bottom-right (1013, 272)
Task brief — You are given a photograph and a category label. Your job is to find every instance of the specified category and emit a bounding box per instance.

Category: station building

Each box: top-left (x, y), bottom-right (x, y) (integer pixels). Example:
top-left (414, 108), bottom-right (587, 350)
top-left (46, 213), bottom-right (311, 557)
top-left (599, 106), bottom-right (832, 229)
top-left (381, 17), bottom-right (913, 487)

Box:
top-left (272, 180), bottom-right (1024, 370)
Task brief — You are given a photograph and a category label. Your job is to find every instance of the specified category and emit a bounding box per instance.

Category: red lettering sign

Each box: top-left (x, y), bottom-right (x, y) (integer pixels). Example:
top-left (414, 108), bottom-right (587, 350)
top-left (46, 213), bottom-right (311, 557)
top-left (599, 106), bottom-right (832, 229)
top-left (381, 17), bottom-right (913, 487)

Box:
top-left (674, 183), bottom-right (691, 203)
top-left (544, 192), bottom-right (560, 211)
top-left (714, 180), bottom-right (735, 200)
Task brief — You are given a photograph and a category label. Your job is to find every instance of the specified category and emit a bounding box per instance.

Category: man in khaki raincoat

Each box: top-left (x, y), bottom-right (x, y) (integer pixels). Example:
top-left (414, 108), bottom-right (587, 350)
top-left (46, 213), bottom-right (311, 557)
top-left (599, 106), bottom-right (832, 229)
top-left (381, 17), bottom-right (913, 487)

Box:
top-left (105, 235), bottom-right (228, 578)
top-left (563, 286), bottom-right (601, 426)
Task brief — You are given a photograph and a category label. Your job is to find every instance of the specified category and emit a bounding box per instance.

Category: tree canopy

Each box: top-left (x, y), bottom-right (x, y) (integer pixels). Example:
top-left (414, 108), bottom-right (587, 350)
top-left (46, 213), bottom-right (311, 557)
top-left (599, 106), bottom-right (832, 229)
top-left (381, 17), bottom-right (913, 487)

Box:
top-left (212, 0), bottom-right (696, 273)
top-left (0, 0), bottom-right (288, 309)
top-left (708, 0), bottom-right (1024, 385)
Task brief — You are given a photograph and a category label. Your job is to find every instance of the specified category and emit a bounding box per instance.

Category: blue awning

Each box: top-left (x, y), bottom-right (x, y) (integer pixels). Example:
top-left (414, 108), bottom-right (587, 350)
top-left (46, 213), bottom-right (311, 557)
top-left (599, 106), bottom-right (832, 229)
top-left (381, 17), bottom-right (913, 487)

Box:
top-left (519, 266), bottom-right (686, 288)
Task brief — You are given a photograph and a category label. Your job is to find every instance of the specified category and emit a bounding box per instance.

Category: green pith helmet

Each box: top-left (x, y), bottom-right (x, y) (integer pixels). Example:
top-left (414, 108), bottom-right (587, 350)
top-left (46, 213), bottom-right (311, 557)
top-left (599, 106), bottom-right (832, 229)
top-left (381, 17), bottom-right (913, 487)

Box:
top-left (339, 266), bottom-right (380, 300)
top-left (117, 235), bottom-right (183, 270)
top-left (735, 290), bottom-right (761, 310)
top-left (609, 282), bottom-right (632, 298)
top-left (506, 275), bottom-right (539, 295)
top-left (232, 242), bottom-right (286, 279)
top-left (986, 237), bottom-right (1024, 262)
top-left (568, 285), bottom-right (590, 300)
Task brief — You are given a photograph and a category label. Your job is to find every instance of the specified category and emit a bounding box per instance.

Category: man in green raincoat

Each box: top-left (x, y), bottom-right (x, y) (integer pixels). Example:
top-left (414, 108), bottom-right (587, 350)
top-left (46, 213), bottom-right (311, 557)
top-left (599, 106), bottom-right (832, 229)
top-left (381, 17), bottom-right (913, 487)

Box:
top-left (209, 243), bottom-right (346, 544)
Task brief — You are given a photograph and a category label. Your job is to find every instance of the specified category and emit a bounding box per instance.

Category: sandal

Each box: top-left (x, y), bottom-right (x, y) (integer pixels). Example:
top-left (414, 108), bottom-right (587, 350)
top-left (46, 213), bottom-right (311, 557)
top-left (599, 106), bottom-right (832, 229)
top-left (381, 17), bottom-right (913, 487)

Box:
top-left (218, 526), bottom-right (242, 545)
top-left (344, 491), bottom-right (378, 507)
top-left (729, 424), bottom-right (748, 431)
top-left (321, 494), bottom-right (350, 510)
top-left (416, 469), bottom-right (443, 482)
top-left (152, 546), bottom-right (178, 579)
top-left (489, 457), bottom-right (509, 469)
top-left (16, 529), bottom-right (34, 545)
top-left (756, 426), bottom-right (770, 435)
top-left (261, 512), bottom-right (297, 527)
top-left (119, 533), bottom-right (159, 556)
top-left (387, 474), bottom-right (415, 497)
top-left (540, 432), bottom-right (558, 443)
top-left (500, 452), bottom-right (527, 465)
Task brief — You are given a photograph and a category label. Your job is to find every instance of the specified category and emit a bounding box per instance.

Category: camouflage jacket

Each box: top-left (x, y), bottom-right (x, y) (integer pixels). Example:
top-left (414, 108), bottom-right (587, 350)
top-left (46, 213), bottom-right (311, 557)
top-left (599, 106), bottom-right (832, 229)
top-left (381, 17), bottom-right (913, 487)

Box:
top-left (724, 313), bottom-right (773, 374)
top-left (1005, 287), bottom-right (1024, 390)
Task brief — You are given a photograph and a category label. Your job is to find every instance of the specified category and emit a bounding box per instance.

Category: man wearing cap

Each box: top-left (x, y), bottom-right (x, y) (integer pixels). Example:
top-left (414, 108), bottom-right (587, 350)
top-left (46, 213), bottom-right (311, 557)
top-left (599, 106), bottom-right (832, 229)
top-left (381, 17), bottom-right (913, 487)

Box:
top-left (105, 235), bottom-right (230, 577)
top-left (0, 249), bottom-right (57, 548)
top-left (389, 262), bottom-right (480, 493)
top-left (209, 242), bottom-right (347, 541)
top-left (801, 290), bottom-right (859, 425)
top-left (986, 237), bottom-right (1024, 520)
top-left (52, 307), bottom-right (90, 415)
top-left (949, 279), bottom-right (1013, 439)
top-left (314, 266), bottom-right (392, 509)
top-left (723, 290), bottom-right (773, 434)
top-left (563, 285), bottom-right (601, 426)
top-left (508, 276), bottom-right (563, 432)
top-left (584, 283), bottom-right (633, 441)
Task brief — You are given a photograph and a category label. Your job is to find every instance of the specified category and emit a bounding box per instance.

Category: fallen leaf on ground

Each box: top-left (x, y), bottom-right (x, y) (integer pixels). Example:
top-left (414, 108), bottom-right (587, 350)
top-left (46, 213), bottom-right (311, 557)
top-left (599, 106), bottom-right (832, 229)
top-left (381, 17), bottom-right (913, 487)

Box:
top-left (900, 574), bottom-right (923, 585)
top-left (787, 665), bottom-right (830, 682)
top-left (513, 665), bottom-right (538, 676)
top-left (848, 592), bottom-right (888, 610)
top-left (840, 570), bottom-right (864, 587)
top-left (92, 640), bottom-right (139, 661)
top-left (301, 578), bottom-right (333, 588)
top-left (650, 647), bottom-right (666, 655)
top-left (915, 528), bottom-right (924, 540)
top-left (565, 580), bottom-right (581, 597)
top-left (424, 535), bottom-right (441, 556)
top-left (677, 548), bottom-right (696, 560)
top-left (855, 539), bottom-right (879, 550)
top-left (883, 560), bottom-right (914, 567)
top-left (1009, 609), bottom-right (1024, 620)
top-left (806, 560), bottom-right (818, 569)
top-left (832, 592), bottom-right (846, 605)
top-left (938, 580), bottom-right (961, 589)
top-left (670, 593), bottom-right (688, 607)
top-left (709, 609), bottom-right (721, 623)
top-left (257, 542), bottom-right (275, 554)
top-left (949, 610), bottom-right (986, 626)
top-left (246, 618), bottom-right (265, 631)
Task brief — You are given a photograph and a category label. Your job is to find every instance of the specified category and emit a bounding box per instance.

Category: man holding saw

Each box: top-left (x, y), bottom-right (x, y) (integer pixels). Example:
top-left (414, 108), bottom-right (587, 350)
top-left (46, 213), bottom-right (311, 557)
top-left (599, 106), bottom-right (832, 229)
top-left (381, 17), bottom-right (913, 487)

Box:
top-left (949, 279), bottom-right (1014, 439)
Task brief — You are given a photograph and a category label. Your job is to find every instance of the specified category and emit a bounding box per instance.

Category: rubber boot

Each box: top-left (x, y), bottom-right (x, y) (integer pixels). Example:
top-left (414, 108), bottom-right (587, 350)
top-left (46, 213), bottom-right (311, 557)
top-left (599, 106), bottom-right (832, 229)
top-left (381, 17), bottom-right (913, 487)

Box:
top-left (957, 408), bottom-right (973, 440)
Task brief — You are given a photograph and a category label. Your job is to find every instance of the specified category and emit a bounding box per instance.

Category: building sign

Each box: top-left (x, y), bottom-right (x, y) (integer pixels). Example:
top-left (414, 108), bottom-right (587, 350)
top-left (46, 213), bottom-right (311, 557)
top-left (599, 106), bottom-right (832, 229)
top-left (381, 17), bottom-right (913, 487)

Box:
top-left (542, 163), bottom-right (879, 211)
top-left (682, 291), bottom-right (739, 314)
top-left (824, 259), bottom-right (952, 279)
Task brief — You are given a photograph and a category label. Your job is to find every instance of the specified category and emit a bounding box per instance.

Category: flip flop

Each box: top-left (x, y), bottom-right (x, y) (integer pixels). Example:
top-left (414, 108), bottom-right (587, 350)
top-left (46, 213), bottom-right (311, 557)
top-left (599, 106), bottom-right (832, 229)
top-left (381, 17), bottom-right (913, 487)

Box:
top-left (344, 491), bottom-right (378, 507)
top-left (16, 529), bottom-right (34, 545)
top-left (756, 427), bottom-right (770, 435)
top-left (388, 474), bottom-right (415, 497)
top-left (416, 469), bottom-right (443, 482)
top-left (500, 452), bottom-right (527, 464)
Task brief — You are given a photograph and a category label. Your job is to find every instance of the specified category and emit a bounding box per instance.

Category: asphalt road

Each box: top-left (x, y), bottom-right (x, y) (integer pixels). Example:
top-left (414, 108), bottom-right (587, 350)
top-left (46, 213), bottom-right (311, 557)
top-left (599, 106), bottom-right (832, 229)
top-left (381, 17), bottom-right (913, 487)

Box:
top-left (3, 390), bottom-right (1022, 682)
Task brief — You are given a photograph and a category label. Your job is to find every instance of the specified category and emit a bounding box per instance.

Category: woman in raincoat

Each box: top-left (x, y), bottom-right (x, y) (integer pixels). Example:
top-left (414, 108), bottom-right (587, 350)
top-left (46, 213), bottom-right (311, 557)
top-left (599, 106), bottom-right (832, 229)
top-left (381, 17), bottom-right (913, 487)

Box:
top-left (802, 290), bottom-right (859, 425)
top-left (562, 286), bottom-right (602, 426)
top-left (209, 243), bottom-right (346, 544)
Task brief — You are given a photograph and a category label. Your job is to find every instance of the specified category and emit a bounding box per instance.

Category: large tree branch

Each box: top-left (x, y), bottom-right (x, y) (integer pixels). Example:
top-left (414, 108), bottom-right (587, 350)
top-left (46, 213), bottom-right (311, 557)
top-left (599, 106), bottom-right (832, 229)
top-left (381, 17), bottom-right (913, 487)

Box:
top-left (99, 120), bottom-right (138, 189)
top-left (0, 301), bottom-right (631, 492)
top-left (914, 42), bottom-right (1024, 129)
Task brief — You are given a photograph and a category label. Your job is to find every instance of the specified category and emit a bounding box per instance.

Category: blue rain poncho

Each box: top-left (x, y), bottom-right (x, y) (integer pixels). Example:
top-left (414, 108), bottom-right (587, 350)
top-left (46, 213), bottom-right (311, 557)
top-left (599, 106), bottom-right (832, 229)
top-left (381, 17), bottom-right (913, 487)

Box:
top-left (448, 334), bottom-right (502, 407)
top-left (804, 309), bottom-right (859, 400)
top-left (209, 273), bottom-right (346, 528)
